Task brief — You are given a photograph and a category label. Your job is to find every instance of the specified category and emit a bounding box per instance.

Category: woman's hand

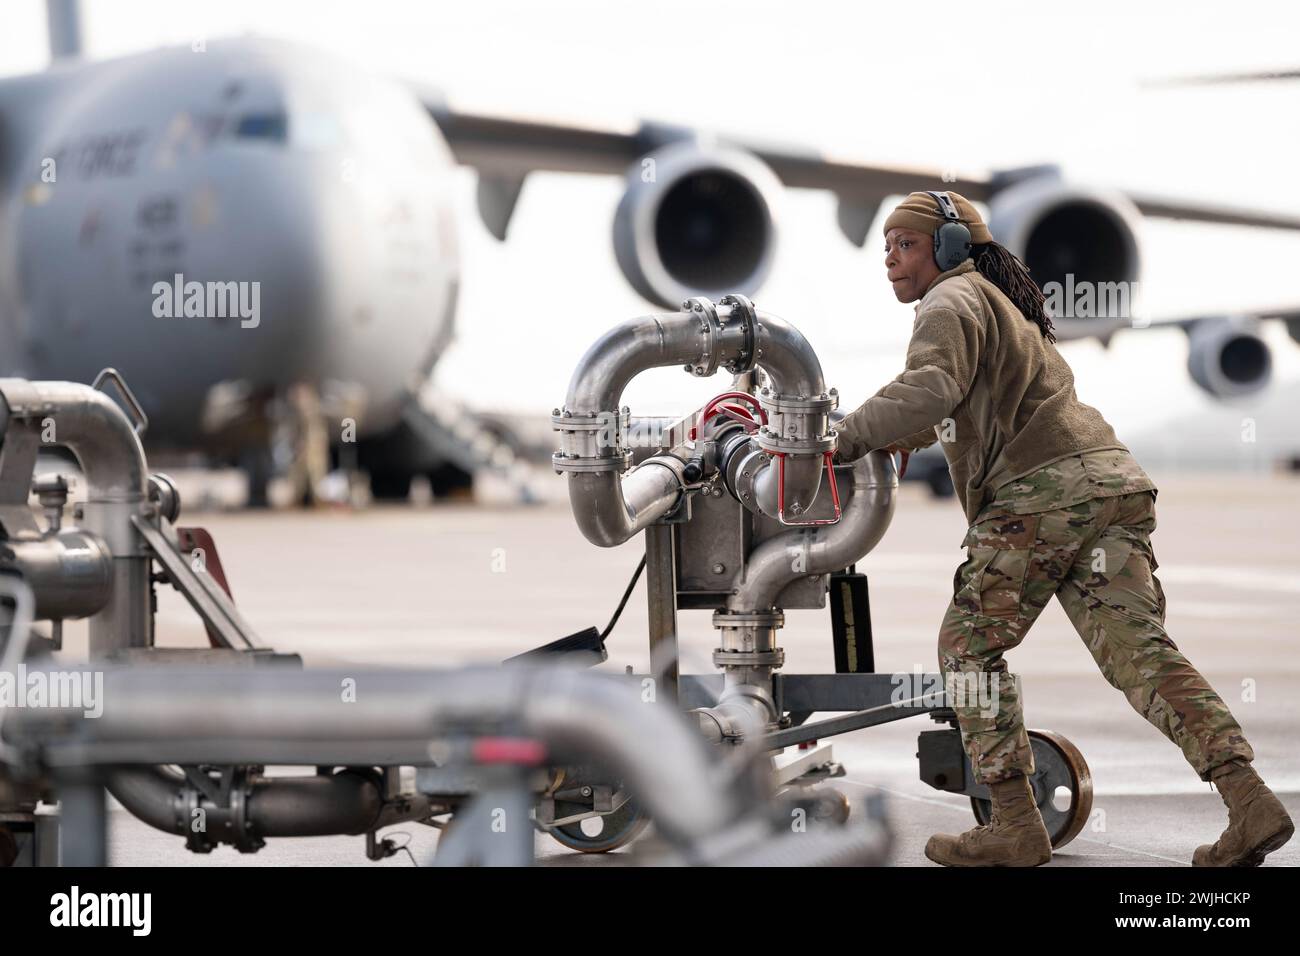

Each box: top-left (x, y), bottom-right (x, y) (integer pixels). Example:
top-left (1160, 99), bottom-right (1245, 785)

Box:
top-left (833, 441), bottom-right (907, 463)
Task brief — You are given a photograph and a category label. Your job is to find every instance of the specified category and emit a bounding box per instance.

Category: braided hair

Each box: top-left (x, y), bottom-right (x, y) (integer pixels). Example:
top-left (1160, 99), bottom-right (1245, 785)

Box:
top-left (970, 241), bottom-right (1056, 343)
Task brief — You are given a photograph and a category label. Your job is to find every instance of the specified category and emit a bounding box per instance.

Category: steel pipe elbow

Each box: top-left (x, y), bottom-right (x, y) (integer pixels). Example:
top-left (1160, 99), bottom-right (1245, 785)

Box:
top-left (726, 451), bottom-right (897, 613)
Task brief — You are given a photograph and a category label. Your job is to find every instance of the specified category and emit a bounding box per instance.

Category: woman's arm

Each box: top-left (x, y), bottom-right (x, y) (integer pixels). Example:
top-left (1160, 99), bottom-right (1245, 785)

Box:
top-left (834, 306), bottom-right (983, 460)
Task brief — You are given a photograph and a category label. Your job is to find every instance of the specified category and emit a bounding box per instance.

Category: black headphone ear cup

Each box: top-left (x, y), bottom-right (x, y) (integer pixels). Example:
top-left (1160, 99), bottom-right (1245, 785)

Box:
top-left (934, 221), bottom-right (972, 271)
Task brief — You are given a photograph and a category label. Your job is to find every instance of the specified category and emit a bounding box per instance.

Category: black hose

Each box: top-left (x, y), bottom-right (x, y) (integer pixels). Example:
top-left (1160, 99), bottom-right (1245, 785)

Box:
top-left (600, 555), bottom-right (647, 640)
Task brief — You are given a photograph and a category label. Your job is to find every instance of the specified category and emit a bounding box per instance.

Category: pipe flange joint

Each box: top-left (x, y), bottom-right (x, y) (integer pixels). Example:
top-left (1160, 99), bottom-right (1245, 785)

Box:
top-left (755, 429), bottom-right (837, 457)
top-left (552, 407), bottom-right (631, 470)
top-left (717, 293), bottom-right (758, 374)
top-left (181, 788), bottom-right (215, 854)
top-left (711, 647), bottom-right (785, 669)
top-left (712, 609), bottom-right (785, 630)
top-left (755, 390), bottom-right (839, 455)
top-left (552, 451), bottom-right (634, 474)
top-left (230, 778), bottom-right (265, 854)
top-left (759, 392), bottom-right (838, 415)
top-left (681, 297), bottom-right (722, 378)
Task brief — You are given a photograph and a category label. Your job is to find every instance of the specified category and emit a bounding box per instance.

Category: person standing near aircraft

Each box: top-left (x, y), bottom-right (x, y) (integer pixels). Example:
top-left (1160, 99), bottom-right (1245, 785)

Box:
top-left (834, 191), bottom-right (1294, 867)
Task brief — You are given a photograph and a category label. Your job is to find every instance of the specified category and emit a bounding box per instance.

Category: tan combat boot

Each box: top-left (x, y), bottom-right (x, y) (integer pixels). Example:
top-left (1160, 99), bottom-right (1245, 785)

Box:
top-left (1194, 761), bottom-right (1294, 866)
top-left (925, 773), bottom-right (1052, 867)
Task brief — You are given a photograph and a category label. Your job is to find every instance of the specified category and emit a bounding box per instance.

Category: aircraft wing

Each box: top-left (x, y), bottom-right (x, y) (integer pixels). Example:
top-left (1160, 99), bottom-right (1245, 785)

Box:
top-left (1142, 68), bottom-right (1300, 87)
top-left (1050, 304), bottom-right (1300, 401)
top-left (1135, 306), bottom-right (1300, 334)
top-left (423, 97), bottom-right (988, 245)
top-left (421, 97), bottom-right (1300, 241)
top-left (1124, 192), bottom-right (1300, 231)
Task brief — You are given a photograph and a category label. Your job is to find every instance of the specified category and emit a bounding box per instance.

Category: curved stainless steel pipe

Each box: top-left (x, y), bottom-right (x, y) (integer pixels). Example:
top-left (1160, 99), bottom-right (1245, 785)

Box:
top-left (695, 686), bottom-right (777, 746)
top-left (109, 766), bottom-right (392, 840)
top-left (752, 309), bottom-right (826, 398)
top-left (562, 307), bottom-right (824, 427)
top-left (694, 453), bottom-right (896, 744)
top-left (0, 381), bottom-right (150, 654)
top-left (0, 382), bottom-right (147, 500)
top-left (107, 766), bottom-right (186, 833)
top-left (564, 312), bottom-right (708, 418)
top-left (560, 305), bottom-right (827, 548)
top-left (12, 665), bottom-right (755, 851)
top-left (569, 457), bottom-right (685, 549)
top-left (726, 451), bottom-right (897, 613)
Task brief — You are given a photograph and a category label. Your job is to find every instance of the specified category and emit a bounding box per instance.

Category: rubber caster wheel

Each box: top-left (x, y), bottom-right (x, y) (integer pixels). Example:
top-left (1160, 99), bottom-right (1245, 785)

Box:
top-left (784, 787), bottom-right (851, 826)
top-left (549, 800), bottom-right (648, 853)
top-left (970, 729), bottom-right (1093, 849)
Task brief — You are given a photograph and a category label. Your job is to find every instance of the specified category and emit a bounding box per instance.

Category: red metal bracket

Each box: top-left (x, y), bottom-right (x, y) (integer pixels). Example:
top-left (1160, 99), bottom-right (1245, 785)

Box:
top-left (775, 451), bottom-right (841, 526)
top-left (177, 527), bottom-right (236, 649)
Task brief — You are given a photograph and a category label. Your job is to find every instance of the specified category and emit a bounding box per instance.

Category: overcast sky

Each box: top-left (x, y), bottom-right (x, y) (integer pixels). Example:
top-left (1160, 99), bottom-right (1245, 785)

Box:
top-left (5, 0), bottom-right (1300, 461)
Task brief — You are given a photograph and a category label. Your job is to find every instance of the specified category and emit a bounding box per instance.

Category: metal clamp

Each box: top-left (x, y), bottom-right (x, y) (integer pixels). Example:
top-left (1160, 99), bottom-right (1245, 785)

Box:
top-left (776, 451), bottom-right (842, 526)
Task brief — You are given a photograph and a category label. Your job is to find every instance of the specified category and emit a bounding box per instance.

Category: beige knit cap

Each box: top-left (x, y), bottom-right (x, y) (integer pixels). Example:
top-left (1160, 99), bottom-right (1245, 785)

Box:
top-left (882, 191), bottom-right (991, 244)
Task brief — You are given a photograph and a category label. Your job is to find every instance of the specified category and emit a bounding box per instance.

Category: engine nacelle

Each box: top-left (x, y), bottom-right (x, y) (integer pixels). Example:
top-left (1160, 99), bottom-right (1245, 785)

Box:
top-left (988, 175), bottom-right (1143, 327)
top-left (1186, 318), bottom-right (1272, 399)
top-left (613, 142), bottom-right (783, 309)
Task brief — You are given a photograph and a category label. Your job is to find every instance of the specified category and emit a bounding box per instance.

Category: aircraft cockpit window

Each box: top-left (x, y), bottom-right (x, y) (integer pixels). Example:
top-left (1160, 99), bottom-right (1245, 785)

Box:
top-left (233, 113), bottom-right (288, 142)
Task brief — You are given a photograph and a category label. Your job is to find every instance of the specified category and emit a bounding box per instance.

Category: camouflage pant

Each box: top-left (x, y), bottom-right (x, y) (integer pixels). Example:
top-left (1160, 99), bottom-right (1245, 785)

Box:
top-left (938, 489), bottom-right (1254, 785)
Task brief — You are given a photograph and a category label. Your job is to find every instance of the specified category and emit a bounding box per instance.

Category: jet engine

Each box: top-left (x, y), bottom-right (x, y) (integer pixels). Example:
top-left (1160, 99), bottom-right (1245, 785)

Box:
top-left (1186, 317), bottom-right (1273, 399)
top-left (988, 175), bottom-right (1143, 325)
top-left (612, 141), bottom-right (783, 309)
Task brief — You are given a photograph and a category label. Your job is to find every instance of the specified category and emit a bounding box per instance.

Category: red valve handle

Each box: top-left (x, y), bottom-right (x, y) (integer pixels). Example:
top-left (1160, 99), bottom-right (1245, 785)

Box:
top-left (691, 391), bottom-right (769, 440)
top-left (701, 390), bottom-right (767, 425)
top-left (713, 403), bottom-right (761, 431)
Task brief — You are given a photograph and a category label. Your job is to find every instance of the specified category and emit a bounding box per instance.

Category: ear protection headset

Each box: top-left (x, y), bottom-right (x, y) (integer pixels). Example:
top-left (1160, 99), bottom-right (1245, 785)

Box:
top-left (926, 190), bottom-right (972, 270)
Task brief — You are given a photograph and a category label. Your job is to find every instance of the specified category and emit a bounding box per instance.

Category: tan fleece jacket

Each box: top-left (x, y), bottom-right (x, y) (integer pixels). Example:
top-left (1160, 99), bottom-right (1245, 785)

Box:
top-left (835, 259), bottom-right (1130, 523)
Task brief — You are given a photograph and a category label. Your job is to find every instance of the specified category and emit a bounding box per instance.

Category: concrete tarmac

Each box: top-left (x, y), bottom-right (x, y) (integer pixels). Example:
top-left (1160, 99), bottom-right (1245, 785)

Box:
top-left (90, 472), bottom-right (1298, 866)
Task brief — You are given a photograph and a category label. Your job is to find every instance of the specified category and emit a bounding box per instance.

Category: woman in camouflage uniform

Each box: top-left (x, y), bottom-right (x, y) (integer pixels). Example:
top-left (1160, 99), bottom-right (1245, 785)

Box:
top-left (834, 191), bottom-right (1293, 867)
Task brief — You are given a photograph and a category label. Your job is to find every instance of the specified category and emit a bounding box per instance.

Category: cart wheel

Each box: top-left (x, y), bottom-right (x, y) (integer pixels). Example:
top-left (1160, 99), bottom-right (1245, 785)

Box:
top-left (970, 729), bottom-right (1093, 849)
top-left (549, 800), bottom-right (649, 853)
top-left (815, 787), bottom-right (852, 825)
top-left (784, 786), bottom-right (852, 826)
